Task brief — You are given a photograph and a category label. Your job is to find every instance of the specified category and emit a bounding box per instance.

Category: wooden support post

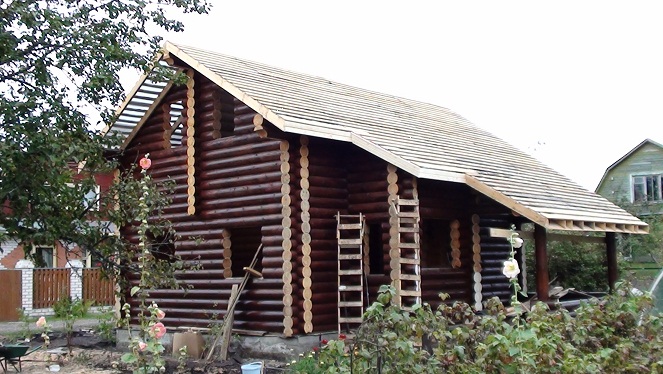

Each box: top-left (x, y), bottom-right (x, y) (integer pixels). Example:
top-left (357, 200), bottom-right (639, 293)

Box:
top-left (471, 214), bottom-right (482, 311)
top-left (299, 135), bottom-right (313, 333)
top-left (606, 232), bottom-right (618, 292)
top-left (280, 140), bottom-right (294, 337)
top-left (534, 224), bottom-right (549, 302)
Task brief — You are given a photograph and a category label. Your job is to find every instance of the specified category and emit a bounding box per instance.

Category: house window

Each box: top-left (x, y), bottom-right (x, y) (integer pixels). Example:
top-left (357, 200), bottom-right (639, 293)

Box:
top-left (164, 100), bottom-right (186, 148)
top-left (367, 223), bottom-right (385, 275)
top-left (34, 246), bottom-right (55, 268)
top-left (227, 227), bottom-right (263, 277)
top-left (419, 219), bottom-right (452, 268)
top-left (84, 185), bottom-right (100, 211)
top-left (632, 174), bottom-right (663, 202)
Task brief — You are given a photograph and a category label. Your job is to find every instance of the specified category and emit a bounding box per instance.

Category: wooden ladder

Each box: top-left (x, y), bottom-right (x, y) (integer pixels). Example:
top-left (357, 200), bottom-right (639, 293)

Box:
top-left (393, 197), bottom-right (421, 309)
top-left (336, 212), bottom-right (365, 334)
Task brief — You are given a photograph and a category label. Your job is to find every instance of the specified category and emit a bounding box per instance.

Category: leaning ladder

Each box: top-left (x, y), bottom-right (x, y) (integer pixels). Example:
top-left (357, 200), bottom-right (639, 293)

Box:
top-left (336, 213), bottom-right (365, 334)
top-left (393, 197), bottom-right (421, 309)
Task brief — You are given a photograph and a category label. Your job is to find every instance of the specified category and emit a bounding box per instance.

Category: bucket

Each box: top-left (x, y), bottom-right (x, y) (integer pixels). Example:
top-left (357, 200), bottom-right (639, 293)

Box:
top-left (240, 361), bottom-right (263, 374)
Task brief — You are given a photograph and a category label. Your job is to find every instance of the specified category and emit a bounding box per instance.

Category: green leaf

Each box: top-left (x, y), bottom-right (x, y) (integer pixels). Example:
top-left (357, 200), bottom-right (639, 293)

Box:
top-left (120, 353), bottom-right (138, 363)
top-left (130, 286), bottom-right (141, 296)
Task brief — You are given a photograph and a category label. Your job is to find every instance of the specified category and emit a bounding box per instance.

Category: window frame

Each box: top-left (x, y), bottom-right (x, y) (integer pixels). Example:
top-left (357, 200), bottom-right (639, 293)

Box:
top-left (631, 173), bottom-right (663, 203)
top-left (32, 245), bottom-right (56, 268)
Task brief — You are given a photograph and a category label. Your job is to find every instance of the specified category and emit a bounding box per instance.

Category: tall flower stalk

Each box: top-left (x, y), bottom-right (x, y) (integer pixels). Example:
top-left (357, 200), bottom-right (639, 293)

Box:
top-left (120, 154), bottom-right (168, 373)
top-left (504, 225), bottom-right (524, 316)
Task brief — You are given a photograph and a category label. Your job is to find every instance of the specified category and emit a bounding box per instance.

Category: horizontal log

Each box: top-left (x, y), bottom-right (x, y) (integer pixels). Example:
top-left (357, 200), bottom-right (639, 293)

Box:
top-left (198, 161), bottom-right (282, 182)
top-left (169, 214), bottom-right (283, 234)
top-left (198, 183), bottom-right (282, 200)
top-left (308, 176), bottom-right (347, 189)
top-left (234, 102), bottom-right (253, 115)
top-left (199, 193), bottom-right (282, 210)
top-left (347, 202), bottom-right (389, 214)
top-left (198, 172), bottom-right (282, 190)
top-left (307, 186), bottom-right (348, 199)
top-left (198, 203), bottom-right (283, 220)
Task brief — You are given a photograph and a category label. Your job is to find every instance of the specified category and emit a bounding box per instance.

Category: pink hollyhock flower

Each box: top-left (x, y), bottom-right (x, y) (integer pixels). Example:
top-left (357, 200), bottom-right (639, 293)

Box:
top-left (139, 157), bottom-right (151, 170)
top-left (36, 316), bottom-right (47, 328)
top-left (155, 308), bottom-right (165, 320)
top-left (150, 322), bottom-right (166, 339)
top-left (138, 341), bottom-right (147, 351)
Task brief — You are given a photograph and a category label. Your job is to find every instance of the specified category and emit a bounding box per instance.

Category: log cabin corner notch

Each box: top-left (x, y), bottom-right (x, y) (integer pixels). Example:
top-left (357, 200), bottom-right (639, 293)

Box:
top-left (104, 42), bottom-right (648, 337)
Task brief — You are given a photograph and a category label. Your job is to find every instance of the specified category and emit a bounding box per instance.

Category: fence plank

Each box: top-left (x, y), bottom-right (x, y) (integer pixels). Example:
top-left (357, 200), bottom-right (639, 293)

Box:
top-left (33, 268), bottom-right (71, 309)
top-left (83, 268), bottom-right (115, 306)
top-left (0, 270), bottom-right (22, 321)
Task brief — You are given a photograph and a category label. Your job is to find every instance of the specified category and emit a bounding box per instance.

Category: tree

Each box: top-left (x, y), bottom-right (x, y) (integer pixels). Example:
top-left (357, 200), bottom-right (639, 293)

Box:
top-left (0, 0), bottom-right (210, 273)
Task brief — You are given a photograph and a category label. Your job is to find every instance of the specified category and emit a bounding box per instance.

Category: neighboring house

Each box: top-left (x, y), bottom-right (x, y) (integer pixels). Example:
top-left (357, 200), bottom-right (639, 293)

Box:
top-left (596, 138), bottom-right (663, 216)
top-left (0, 169), bottom-right (115, 269)
top-left (105, 42), bottom-right (647, 337)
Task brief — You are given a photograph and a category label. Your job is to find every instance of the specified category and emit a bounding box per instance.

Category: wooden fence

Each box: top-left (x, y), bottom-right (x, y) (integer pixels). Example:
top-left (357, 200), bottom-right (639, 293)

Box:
top-left (83, 268), bottom-right (115, 306)
top-left (0, 270), bottom-right (21, 321)
top-left (33, 268), bottom-right (70, 309)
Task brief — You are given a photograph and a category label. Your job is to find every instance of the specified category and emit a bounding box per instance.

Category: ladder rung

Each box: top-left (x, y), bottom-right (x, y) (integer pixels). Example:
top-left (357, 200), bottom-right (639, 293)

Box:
top-left (338, 239), bottom-right (362, 245)
top-left (398, 212), bottom-right (419, 218)
top-left (339, 254), bottom-right (362, 260)
top-left (338, 223), bottom-right (363, 229)
top-left (396, 199), bottom-right (419, 206)
top-left (339, 301), bottom-right (363, 307)
top-left (399, 258), bottom-right (419, 265)
top-left (339, 285), bottom-right (363, 291)
top-left (399, 243), bottom-right (420, 249)
top-left (400, 290), bottom-right (421, 297)
top-left (399, 227), bottom-right (419, 233)
top-left (338, 317), bottom-right (363, 323)
top-left (400, 274), bottom-right (421, 281)
top-left (338, 270), bottom-right (362, 275)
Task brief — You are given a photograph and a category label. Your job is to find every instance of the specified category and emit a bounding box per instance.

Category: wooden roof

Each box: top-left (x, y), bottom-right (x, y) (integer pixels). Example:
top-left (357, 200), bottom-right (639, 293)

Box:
top-left (106, 42), bottom-right (648, 234)
top-left (595, 138), bottom-right (663, 192)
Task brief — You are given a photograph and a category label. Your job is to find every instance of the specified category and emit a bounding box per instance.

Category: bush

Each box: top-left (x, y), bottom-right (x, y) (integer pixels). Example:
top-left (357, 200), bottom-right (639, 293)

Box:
top-left (289, 284), bottom-right (663, 373)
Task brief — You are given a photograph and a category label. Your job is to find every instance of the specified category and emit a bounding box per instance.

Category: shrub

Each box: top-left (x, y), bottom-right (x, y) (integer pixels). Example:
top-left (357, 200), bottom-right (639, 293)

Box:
top-left (289, 284), bottom-right (663, 373)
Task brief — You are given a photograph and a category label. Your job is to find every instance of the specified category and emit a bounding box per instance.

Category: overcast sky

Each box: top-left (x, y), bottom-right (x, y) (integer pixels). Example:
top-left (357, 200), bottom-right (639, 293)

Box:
top-left (122, 1), bottom-right (663, 191)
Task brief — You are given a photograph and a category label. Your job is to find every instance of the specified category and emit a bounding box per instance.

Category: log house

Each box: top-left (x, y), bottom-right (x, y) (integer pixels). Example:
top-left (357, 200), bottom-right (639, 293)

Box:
top-left (105, 42), bottom-right (648, 337)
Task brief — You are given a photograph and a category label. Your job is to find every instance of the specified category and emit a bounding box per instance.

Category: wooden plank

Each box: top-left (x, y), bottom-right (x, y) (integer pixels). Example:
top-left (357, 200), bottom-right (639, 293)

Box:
top-left (219, 284), bottom-right (238, 361)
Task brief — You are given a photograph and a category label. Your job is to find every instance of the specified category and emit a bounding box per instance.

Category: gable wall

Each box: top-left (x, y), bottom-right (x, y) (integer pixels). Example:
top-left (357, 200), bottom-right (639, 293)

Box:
top-left (597, 143), bottom-right (663, 214)
top-left (121, 73), bottom-right (289, 333)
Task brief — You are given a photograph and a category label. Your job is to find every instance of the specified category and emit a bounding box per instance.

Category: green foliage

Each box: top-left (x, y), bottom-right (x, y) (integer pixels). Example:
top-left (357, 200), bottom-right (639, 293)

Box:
top-left (53, 296), bottom-right (92, 319)
top-left (525, 239), bottom-right (609, 291)
top-left (290, 284), bottom-right (663, 373)
top-left (96, 312), bottom-right (116, 343)
top-left (0, 0), bottom-right (210, 274)
top-left (53, 296), bottom-right (93, 353)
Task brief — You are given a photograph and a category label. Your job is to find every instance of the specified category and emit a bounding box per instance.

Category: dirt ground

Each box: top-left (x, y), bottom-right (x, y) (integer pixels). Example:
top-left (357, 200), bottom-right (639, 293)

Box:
top-left (0, 329), bottom-right (280, 373)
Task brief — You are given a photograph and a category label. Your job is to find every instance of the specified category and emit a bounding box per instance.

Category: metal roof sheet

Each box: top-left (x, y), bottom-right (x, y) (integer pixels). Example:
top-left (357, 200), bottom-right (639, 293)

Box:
top-left (106, 42), bottom-right (648, 234)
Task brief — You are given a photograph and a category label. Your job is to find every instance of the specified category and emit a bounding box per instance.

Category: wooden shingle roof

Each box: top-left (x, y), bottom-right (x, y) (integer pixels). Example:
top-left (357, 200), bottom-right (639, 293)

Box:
top-left (107, 42), bottom-right (647, 234)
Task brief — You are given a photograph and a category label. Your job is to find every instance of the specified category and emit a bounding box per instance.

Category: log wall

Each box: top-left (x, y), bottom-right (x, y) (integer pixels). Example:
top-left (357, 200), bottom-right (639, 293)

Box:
top-left (478, 214), bottom-right (515, 304)
top-left (122, 73), bottom-right (289, 334)
top-left (305, 138), bottom-right (349, 332)
top-left (417, 179), bottom-right (475, 309)
top-left (348, 151), bottom-right (391, 302)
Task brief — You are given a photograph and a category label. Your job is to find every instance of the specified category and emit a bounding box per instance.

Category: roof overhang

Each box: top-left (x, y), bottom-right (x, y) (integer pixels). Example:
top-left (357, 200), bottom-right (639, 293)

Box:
top-left (466, 175), bottom-right (648, 234)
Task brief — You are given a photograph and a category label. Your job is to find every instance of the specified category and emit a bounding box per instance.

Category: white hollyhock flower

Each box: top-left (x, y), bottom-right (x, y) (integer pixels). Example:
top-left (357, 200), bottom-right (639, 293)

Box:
top-left (509, 235), bottom-right (524, 248)
top-left (502, 258), bottom-right (520, 279)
